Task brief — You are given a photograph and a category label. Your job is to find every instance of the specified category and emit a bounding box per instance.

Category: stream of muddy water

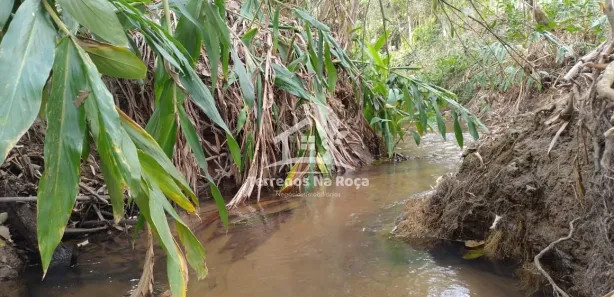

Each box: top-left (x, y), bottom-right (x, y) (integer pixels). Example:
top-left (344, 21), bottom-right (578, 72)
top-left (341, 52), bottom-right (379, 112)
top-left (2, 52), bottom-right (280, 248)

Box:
top-left (14, 133), bottom-right (522, 297)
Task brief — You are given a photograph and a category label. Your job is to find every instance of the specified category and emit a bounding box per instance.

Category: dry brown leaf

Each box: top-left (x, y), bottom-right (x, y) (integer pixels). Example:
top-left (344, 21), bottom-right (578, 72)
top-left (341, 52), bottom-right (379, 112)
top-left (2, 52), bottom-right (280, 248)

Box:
top-left (73, 90), bottom-right (90, 107)
top-left (464, 240), bottom-right (485, 248)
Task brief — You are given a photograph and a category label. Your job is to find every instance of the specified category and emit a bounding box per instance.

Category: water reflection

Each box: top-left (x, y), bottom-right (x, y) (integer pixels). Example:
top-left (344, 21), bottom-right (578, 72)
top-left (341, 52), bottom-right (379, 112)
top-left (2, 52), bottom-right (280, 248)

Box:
top-left (14, 132), bottom-right (521, 297)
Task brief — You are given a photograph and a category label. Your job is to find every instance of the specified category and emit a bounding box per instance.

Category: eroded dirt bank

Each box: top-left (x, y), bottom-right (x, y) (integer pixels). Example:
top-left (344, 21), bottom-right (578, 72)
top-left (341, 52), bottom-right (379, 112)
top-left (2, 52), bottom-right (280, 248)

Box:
top-left (396, 76), bottom-right (614, 296)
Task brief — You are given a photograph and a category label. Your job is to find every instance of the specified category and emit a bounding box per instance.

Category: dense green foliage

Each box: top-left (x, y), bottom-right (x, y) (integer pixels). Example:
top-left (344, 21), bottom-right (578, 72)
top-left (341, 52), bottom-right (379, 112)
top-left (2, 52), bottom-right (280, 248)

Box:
top-left (0, 0), bottom-right (481, 295)
top-left (359, 0), bottom-right (608, 104)
top-left (0, 0), bottom-right (230, 295)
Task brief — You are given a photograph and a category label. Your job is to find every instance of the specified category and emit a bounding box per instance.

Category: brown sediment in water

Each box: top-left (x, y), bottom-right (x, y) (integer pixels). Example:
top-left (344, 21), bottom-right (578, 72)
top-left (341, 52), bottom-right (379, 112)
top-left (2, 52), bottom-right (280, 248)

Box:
top-left (7, 133), bottom-right (525, 297)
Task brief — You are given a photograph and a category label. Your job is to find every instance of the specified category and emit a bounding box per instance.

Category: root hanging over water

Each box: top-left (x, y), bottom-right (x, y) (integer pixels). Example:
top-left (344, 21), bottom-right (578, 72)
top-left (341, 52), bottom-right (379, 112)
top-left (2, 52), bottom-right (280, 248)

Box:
top-left (396, 39), bottom-right (614, 296)
top-left (534, 218), bottom-right (580, 297)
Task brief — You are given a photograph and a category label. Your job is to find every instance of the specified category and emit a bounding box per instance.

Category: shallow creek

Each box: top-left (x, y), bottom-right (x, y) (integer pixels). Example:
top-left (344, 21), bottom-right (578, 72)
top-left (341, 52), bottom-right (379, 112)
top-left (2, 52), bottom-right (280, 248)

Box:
top-left (16, 133), bottom-right (522, 297)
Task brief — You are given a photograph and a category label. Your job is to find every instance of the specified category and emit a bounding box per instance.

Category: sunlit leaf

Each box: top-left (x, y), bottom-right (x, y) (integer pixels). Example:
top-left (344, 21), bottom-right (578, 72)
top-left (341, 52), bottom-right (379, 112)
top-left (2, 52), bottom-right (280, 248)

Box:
top-left (462, 247), bottom-right (485, 260)
top-left (374, 30), bottom-right (388, 51)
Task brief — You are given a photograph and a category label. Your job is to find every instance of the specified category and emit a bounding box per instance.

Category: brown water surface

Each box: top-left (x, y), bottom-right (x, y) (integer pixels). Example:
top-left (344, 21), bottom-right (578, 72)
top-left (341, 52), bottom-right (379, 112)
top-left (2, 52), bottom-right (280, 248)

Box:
top-left (15, 133), bottom-right (522, 297)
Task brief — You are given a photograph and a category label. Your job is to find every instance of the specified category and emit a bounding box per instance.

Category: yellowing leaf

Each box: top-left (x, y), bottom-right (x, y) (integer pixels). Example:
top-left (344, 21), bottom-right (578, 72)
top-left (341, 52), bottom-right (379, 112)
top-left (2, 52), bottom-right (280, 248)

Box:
top-left (78, 38), bottom-right (146, 79)
top-left (37, 38), bottom-right (86, 274)
top-left (462, 247), bottom-right (485, 260)
top-left (118, 108), bottom-right (197, 205)
top-left (139, 151), bottom-right (195, 213)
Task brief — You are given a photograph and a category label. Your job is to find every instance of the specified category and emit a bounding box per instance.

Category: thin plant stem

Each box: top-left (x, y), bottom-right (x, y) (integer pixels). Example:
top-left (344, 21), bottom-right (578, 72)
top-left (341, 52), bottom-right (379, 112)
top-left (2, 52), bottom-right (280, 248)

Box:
top-left (377, 0), bottom-right (390, 71)
top-left (41, 0), bottom-right (71, 36)
top-left (162, 0), bottom-right (172, 32)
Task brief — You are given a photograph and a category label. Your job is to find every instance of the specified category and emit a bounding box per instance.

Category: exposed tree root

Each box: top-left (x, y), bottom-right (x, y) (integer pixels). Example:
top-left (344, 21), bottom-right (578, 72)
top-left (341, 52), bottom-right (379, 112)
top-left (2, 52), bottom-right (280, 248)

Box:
top-left (597, 61), bottom-right (614, 102)
top-left (548, 121), bottom-right (569, 158)
top-left (534, 218), bottom-right (581, 297)
top-left (563, 41), bottom-right (606, 81)
top-left (130, 226), bottom-right (154, 297)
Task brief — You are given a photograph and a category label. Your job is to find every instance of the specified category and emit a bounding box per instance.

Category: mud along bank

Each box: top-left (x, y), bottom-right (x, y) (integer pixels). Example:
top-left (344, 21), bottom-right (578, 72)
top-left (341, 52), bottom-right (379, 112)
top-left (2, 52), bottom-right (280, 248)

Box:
top-left (395, 60), bottom-right (614, 296)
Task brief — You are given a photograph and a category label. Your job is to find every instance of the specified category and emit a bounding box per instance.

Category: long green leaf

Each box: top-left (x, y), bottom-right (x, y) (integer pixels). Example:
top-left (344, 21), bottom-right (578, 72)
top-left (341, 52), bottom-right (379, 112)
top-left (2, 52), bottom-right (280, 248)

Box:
top-left (273, 64), bottom-right (324, 105)
top-left (114, 1), bottom-right (236, 145)
top-left (209, 183), bottom-right (228, 228)
top-left (231, 49), bottom-right (255, 108)
top-left (178, 106), bottom-right (229, 228)
top-left (144, 176), bottom-right (209, 281)
top-left (118, 109), bottom-right (197, 205)
top-left (241, 27), bottom-right (258, 47)
top-left (0, 0), bottom-right (13, 28)
top-left (145, 181), bottom-right (188, 297)
top-left (37, 38), bottom-right (86, 274)
top-left (78, 38), bottom-right (146, 79)
top-left (430, 96), bottom-right (446, 140)
top-left (324, 42), bottom-right (337, 93)
top-left (0, 0), bottom-right (56, 164)
top-left (451, 109), bottom-right (464, 148)
top-left (58, 0), bottom-right (129, 47)
top-left (272, 6), bottom-right (280, 53)
top-left (226, 132), bottom-right (242, 172)
top-left (177, 105), bottom-right (208, 175)
top-left (148, 66), bottom-right (179, 157)
top-left (294, 9), bottom-right (330, 32)
top-left (98, 156), bottom-right (126, 222)
top-left (139, 151), bottom-right (195, 213)
top-left (79, 40), bottom-right (142, 200)
top-left (176, 222), bottom-right (208, 279)
top-left (201, 22), bottom-right (221, 91)
top-left (173, 0), bottom-right (204, 65)
top-left (464, 112), bottom-right (480, 141)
